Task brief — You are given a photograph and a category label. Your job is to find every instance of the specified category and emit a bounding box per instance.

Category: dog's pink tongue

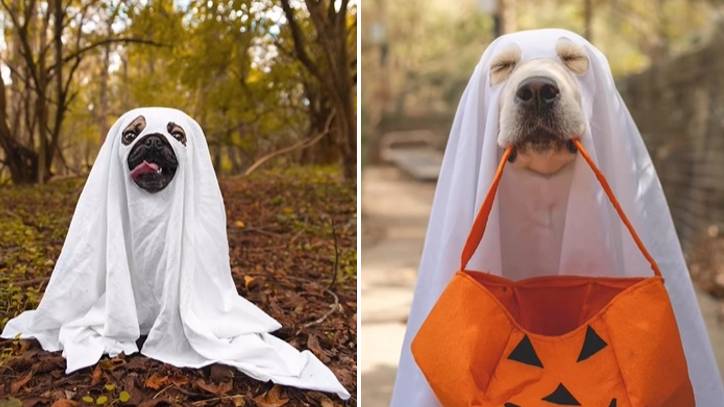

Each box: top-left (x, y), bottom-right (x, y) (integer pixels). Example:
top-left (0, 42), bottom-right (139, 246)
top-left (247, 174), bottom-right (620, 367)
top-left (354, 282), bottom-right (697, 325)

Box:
top-left (130, 160), bottom-right (159, 181)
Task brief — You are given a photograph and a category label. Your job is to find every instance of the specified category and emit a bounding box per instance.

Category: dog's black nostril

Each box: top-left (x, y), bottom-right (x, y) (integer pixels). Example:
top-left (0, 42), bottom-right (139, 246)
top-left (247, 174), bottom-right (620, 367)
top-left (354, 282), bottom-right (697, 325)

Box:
top-left (515, 77), bottom-right (559, 108)
top-left (143, 134), bottom-right (165, 149)
top-left (541, 83), bottom-right (559, 102)
top-left (516, 86), bottom-right (534, 102)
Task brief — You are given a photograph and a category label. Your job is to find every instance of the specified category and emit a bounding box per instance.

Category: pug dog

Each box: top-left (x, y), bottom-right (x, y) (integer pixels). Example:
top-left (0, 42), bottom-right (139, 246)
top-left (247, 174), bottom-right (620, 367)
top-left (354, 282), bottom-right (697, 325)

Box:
top-left (494, 37), bottom-right (589, 175)
top-left (123, 115), bottom-right (186, 192)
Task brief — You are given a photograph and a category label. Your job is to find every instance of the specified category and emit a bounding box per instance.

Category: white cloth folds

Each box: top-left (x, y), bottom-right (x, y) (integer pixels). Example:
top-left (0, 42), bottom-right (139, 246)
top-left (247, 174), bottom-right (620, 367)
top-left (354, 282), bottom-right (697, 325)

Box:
top-left (1, 107), bottom-right (349, 400)
top-left (390, 29), bottom-right (723, 406)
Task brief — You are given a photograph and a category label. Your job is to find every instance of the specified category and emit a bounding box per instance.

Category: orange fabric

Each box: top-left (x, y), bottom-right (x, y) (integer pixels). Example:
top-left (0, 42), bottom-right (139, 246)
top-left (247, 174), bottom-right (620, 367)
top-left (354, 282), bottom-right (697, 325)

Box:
top-left (467, 272), bottom-right (647, 336)
top-left (412, 141), bottom-right (693, 407)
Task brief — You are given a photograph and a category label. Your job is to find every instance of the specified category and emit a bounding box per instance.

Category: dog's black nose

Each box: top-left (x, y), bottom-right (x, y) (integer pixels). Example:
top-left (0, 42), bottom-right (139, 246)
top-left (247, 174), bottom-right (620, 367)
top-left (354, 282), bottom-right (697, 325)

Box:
top-left (515, 76), bottom-right (560, 109)
top-left (143, 134), bottom-right (166, 150)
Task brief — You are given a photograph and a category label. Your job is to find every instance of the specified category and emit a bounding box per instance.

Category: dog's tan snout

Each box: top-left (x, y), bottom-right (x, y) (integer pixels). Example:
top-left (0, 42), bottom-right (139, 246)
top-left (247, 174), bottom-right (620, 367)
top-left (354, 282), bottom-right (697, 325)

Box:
top-left (515, 76), bottom-right (560, 111)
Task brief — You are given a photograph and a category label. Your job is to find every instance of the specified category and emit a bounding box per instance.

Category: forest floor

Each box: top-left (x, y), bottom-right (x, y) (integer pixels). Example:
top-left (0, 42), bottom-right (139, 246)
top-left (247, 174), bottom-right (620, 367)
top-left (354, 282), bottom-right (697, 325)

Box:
top-left (0, 166), bottom-right (357, 407)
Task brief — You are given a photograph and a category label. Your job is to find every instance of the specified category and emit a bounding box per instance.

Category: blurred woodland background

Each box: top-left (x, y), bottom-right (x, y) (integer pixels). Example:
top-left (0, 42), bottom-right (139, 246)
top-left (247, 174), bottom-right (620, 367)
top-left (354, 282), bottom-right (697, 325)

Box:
top-left (0, 0), bottom-right (356, 184)
top-left (362, 0), bottom-right (722, 152)
top-left (361, 0), bottom-right (724, 405)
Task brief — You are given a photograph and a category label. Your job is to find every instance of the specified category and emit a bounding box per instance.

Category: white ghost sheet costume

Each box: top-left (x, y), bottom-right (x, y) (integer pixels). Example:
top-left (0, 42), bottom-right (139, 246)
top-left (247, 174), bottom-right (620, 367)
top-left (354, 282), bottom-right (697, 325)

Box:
top-left (390, 29), bottom-right (723, 406)
top-left (1, 107), bottom-right (349, 400)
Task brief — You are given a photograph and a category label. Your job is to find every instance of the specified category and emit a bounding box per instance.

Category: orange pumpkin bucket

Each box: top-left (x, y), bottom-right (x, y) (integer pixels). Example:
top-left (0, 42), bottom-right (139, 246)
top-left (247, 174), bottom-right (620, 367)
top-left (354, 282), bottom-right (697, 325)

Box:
top-left (411, 140), bottom-right (694, 407)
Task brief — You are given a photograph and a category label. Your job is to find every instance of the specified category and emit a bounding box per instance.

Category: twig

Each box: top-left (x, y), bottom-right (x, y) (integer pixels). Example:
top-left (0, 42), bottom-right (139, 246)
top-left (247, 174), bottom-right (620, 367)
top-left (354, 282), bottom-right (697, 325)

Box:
top-left (161, 384), bottom-right (205, 398)
top-left (288, 229), bottom-right (305, 246)
top-left (56, 37), bottom-right (166, 67)
top-left (152, 383), bottom-right (174, 399)
top-left (18, 372), bottom-right (78, 394)
top-left (191, 395), bottom-right (244, 406)
top-left (239, 226), bottom-right (283, 237)
top-left (328, 216), bottom-right (339, 290)
top-left (301, 288), bottom-right (340, 330)
top-left (243, 113), bottom-right (335, 176)
top-left (11, 277), bottom-right (49, 288)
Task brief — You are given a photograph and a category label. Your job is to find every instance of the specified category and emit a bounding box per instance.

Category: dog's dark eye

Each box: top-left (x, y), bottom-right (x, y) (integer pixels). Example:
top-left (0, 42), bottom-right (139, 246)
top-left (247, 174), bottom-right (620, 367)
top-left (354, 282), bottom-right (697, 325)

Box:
top-left (121, 115), bottom-right (146, 146)
top-left (122, 129), bottom-right (138, 145)
top-left (167, 122), bottom-right (187, 146)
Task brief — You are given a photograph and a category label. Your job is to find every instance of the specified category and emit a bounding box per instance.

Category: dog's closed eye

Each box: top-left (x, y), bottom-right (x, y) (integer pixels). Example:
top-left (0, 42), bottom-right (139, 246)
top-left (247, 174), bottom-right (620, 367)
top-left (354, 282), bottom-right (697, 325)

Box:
top-left (490, 44), bottom-right (522, 86)
top-left (556, 38), bottom-right (589, 75)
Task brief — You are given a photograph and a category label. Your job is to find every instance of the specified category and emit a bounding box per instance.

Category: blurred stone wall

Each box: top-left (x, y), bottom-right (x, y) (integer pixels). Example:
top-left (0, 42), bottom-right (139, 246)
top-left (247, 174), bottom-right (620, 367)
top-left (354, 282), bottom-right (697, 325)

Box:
top-left (618, 25), bottom-right (724, 253)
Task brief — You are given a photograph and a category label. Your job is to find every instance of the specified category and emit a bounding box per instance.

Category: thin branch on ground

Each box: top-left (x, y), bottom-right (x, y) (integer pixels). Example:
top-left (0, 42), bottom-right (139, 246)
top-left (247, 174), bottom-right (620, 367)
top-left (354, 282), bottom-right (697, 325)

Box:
top-left (302, 288), bottom-right (341, 330)
top-left (328, 215), bottom-right (340, 290)
top-left (11, 277), bottom-right (49, 288)
top-left (239, 226), bottom-right (283, 237)
top-left (243, 113), bottom-right (335, 176)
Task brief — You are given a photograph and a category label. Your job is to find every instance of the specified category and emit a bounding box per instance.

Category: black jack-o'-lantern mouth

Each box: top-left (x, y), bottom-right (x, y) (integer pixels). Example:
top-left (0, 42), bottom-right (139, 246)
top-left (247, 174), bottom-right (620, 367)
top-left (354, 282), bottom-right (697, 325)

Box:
top-left (503, 326), bottom-right (617, 407)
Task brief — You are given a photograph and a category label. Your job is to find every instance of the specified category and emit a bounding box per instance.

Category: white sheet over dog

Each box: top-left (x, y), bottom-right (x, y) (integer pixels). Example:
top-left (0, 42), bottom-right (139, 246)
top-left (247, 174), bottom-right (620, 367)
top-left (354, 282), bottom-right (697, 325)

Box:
top-left (390, 29), bottom-right (723, 406)
top-left (1, 107), bottom-right (349, 400)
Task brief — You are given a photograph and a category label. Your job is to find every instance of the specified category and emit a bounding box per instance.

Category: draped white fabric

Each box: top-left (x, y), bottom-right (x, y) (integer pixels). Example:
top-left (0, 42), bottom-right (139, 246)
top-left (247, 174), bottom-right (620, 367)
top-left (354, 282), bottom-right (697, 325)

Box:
top-left (1, 107), bottom-right (349, 400)
top-left (390, 29), bottom-right (723, 406)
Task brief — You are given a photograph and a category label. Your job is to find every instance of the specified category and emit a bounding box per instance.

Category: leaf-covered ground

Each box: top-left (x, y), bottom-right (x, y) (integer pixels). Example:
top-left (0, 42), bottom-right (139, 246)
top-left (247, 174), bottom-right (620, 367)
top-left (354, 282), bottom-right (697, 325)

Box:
top-left (0, 166), bottom-right (357, 406)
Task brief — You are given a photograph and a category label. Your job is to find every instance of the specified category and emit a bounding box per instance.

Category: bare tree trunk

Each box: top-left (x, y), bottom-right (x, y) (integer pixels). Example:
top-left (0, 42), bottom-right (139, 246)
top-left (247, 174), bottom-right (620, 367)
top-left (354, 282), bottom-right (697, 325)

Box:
top-left (583, 0), bottom-right (594, 42)
top-left (97, 3), bottom-right (121, 144)
top-left (650, 0), bottom-right (671, 63)
top-left (280, 0), bottom-right (356, 181)
top-left (35, 79), bottom-right (49, 183)
top-left (301, 81), bottom-right (336, 164)
top-left (0, 0), bottom-right (160, 184)
top-left (494, 0), bottom-right (517, 36)
top-left (97, 44), bottom-right (111, 140)
top-left (0, 72), bottom-right (38, 183)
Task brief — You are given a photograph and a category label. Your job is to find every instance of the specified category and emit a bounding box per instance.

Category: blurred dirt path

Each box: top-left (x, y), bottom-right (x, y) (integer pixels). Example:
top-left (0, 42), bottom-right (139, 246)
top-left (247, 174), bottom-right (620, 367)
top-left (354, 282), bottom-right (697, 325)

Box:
top-left (361, 166), bottom-right (435, 407)
top-left (697, 287), bottom-right (724, 373)
top-left (360, 166), bottom-right (724, 406)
